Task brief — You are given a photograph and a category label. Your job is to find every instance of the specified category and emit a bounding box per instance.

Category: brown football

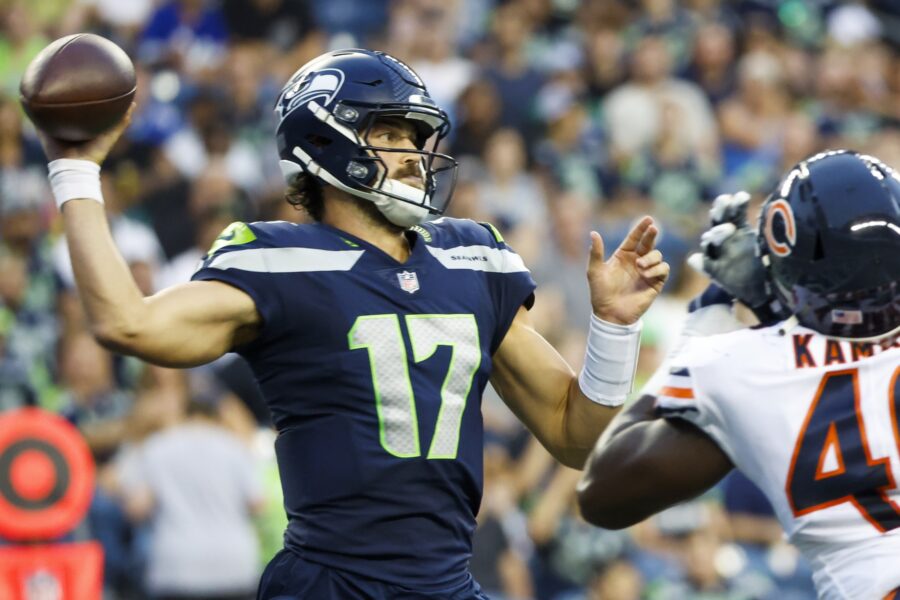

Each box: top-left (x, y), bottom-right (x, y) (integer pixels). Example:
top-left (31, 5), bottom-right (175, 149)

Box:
top-left (19, 33), bottom-right (136, 142)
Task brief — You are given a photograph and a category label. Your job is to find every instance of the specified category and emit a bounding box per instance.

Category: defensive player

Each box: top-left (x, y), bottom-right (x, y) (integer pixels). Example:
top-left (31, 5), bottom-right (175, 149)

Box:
top-left (38, 49), bottom-right (669, 598)
top-left (577, 150), bottom-right (900, 599)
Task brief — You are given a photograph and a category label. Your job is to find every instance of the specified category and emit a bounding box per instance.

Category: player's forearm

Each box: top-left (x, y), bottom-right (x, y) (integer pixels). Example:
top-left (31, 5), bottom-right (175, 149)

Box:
top-left (492, 365), bottom-right (615, 469)
top-left (492, 312), bottom-right (626, 468)
top-left (576, 396), bottom-right (732, 528)
top-left (576, 403), bottom-right (676, 528)
top-left (61, 200), bottom-right (150, 348)
top-left (558, 378), bottom-right (622, 466)
top-left (578, 426), bottom-right (683, 528)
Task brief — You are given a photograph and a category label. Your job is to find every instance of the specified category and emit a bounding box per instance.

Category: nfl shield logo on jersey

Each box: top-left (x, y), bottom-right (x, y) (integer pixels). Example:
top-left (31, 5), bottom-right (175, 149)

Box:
top-left (398, 271), bottom-right (420, 294)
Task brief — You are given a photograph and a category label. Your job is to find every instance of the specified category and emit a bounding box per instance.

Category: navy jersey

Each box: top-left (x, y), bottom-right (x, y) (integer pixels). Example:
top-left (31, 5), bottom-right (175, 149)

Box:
top-left (192, 218), bottom-right (535, 590)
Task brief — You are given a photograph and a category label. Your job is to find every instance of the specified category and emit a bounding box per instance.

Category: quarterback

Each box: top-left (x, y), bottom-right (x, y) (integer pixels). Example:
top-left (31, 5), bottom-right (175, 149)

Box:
top-left (37, 49), bottom-right (668, 598)
top-left (578, 151), bottom-right (900, 600)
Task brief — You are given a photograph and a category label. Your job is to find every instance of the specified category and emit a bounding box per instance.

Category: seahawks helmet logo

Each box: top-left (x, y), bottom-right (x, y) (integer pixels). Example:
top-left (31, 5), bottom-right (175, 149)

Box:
top-left (276, 68), bottom-right (345, 121)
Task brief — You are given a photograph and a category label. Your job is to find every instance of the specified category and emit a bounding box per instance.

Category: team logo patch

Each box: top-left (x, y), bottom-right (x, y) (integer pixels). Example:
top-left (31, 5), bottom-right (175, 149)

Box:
top-left (206, 221), bottom-right (257, 257)
top-left (26, 569), bottom-right (62, 600)
top-left (397, 271), bottom-right (420, 294)
top-left (764, 199), bottom-right (797, 257)
top-left (276, 68), bottom-right (345, 121)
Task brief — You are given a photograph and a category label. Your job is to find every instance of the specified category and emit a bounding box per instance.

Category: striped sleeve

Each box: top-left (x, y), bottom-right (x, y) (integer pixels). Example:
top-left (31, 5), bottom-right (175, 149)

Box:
top-left (650, 347), bottom-right (736, 463)
top-left (654, 367), bottom-right (700, 417)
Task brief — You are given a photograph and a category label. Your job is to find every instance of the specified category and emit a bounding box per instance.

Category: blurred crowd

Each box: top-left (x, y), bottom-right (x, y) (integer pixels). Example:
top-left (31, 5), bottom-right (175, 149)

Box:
top-left (1, 0), bottom-right (899, 598)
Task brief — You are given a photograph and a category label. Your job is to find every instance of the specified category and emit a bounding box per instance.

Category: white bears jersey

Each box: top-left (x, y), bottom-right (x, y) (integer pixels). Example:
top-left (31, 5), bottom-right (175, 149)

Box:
top-left (653, 323), bottom-right (900, 600)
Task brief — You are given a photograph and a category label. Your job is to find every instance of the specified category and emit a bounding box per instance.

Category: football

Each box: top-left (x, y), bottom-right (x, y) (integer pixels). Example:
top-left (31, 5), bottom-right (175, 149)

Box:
top-left (19, 33), bottom-right (136, 142)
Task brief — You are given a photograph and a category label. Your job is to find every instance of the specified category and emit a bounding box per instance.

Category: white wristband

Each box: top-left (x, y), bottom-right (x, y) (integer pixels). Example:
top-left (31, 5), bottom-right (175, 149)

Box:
top-left (47, 159), bottom-right (103, 209)
top-left (578, 314), bottom-right (642, 407)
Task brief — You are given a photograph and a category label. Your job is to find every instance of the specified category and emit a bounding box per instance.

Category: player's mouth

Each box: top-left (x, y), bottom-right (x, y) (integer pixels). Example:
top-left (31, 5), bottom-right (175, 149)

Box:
top-left (400, 175), bottom-right (425, 190)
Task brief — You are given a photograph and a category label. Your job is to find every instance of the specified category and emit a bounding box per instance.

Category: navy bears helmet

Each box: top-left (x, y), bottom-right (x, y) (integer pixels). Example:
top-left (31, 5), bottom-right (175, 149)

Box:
top-left (758, 150), bottom-right (900, 340)
top-left (274, 49), bottom-right (458, 227)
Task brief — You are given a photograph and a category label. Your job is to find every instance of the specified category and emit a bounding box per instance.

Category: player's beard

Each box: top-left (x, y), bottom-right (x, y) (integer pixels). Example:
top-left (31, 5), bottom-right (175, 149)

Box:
top-left (350, 193), bottom-right (407, 234)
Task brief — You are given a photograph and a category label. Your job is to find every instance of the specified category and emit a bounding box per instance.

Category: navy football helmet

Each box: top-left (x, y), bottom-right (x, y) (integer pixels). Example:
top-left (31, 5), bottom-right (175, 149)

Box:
top-left (274, 49), bottom-right (458, 227)
top-left (757, 150), bottom-right (900, 340)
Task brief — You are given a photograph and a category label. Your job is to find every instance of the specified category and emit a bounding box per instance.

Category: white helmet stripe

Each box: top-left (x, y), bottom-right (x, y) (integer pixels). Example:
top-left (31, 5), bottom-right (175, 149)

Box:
top-left (307, 101), bottom-right (359, 143)
top-left (289, 146), bottom-right (431, 227)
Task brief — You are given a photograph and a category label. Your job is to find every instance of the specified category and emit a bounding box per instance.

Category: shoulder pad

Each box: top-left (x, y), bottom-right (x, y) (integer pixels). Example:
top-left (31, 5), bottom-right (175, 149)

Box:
top-left (420, 218), bottom-right (504, 249)
top-left (206, 222), bottom-right (259, 257)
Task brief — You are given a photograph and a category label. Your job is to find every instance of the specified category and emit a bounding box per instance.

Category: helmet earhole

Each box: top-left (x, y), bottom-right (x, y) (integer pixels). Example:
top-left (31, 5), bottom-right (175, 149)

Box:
top-left (813, 233), bottom-right (825, 261)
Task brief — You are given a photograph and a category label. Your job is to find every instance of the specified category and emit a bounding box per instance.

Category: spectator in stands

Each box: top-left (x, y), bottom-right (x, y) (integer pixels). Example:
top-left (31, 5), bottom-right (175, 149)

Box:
top-left (475, 128), bottom-right (546, 265)
top-left (686, 22), bottom-right (737, 106)
top-left (583, 27), bottom-right (626, 99)
top-left (718, 51), bottom-right (790, 183)
top-left (59, 332), bottom-right (132, 462)
top-left (138, 0), bottom-right (228, 75)
top-left (533, 82), bottom-right (609, 200)
top-left (482, 2), bottom-right (547, 143)
top-left (604, 35), bottom-right (718, 174)
top-left (450, 80), bottom-right (503, 159)
top-left (583, 559), bottom-right (643, 600)
top-left (116, 391), bottom-right (265, 600)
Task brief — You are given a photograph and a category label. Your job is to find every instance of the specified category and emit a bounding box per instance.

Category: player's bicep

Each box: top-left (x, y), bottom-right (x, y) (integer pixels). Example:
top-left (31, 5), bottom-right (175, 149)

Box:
top-left (577, 395), bottom-right (733, 529)
top-left (118, 280), bottom-right (261, 367)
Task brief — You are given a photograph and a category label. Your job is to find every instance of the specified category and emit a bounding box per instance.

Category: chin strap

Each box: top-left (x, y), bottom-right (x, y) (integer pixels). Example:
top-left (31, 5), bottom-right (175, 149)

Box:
top-left (371, 178), bottom-right (431, 227)
top-left (282, 146), bottom-right (433, 228)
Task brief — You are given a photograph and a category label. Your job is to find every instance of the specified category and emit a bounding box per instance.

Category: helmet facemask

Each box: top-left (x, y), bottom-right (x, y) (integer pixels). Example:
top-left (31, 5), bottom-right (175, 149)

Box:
top-left (339, 100), bottom-right (458, 227)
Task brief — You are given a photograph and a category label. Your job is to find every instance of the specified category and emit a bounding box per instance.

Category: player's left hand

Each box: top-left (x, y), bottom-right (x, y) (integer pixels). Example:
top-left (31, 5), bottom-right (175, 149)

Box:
top-left (587, 216), bottom-right (669, 325)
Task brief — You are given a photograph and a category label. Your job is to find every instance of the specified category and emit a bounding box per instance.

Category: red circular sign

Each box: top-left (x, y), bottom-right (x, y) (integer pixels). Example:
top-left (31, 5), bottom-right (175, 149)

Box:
top-left (0, 408), bottom-right (94, 540)
top-left (10, 449), bottom-right (57, 501)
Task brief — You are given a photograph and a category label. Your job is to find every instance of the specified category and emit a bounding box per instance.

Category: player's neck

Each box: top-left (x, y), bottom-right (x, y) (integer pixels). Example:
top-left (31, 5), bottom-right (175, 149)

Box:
top-left (322, 194), bottom-right (410, 262)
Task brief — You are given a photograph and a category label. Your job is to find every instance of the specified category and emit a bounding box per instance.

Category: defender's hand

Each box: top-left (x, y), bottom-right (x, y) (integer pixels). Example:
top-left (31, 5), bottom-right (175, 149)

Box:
top-left (37, 102), bottom-right (135, 165)
top-left (588, 216), bottom-right (669, 325)
top-left (687, 191), bottom-right (772, 310)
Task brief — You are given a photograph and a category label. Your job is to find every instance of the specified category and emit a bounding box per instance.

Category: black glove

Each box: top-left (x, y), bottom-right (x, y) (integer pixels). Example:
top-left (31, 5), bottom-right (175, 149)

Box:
top-left (687, 192), bottom-right (784, 325)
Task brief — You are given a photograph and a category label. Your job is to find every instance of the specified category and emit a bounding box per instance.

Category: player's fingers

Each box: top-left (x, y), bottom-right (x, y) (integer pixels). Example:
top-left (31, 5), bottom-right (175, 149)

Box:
top-left (589, 231), bottom-right (605, 263)
top-left (636, 249), bottom-right (662, 269)
top-left (710, 194), bottom-right (733, 223)
top-left (618, 216), bottom-right (653, 253)
top-left (635, 226), bottom-right (658, 257)
top-left (699, 223), bottom-right (737, 250)
top-left (732, 190), bottom-right (751, 206)
top-left (641, 261), bottom-right (670, 283)
top-left (115, 102), bottom-right (137, 131)
top-left (710, 191), bottom-right (751, 224)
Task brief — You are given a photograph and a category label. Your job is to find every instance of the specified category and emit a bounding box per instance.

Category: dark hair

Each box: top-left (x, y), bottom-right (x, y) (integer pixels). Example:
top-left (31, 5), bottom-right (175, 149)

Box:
top-left (285, 173), bottom-right (325, 221)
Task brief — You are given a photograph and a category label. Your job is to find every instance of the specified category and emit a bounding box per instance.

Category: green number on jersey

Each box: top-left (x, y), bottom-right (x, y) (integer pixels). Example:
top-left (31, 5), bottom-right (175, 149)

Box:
top-left (348, 314), bottom-right (481, 459)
